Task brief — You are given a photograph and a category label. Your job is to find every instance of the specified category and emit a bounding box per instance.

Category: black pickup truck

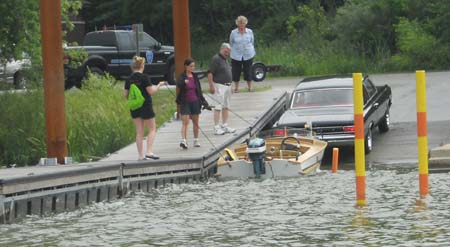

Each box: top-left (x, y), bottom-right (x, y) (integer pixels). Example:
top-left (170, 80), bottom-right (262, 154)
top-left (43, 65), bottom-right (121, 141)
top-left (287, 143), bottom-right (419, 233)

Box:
top-left (64, 30), bottom-right (175, 88)
top-left (274, 75), bottom-right (392, 154)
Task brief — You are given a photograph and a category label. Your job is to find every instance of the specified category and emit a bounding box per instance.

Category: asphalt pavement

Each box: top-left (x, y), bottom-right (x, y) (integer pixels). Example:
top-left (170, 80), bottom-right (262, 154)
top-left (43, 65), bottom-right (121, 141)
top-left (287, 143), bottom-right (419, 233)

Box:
top-left (267, 71), bottom-right (450, 169)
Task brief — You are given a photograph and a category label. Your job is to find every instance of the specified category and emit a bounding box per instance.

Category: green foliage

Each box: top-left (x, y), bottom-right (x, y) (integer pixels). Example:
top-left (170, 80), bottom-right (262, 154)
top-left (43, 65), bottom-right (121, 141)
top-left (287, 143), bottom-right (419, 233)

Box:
top-left (0, 74), bottom-right (176, 167)
top-left (65, 48), bottom-right (88, 69)
top-left (0, 0), bottom-right (82, 87)
top-left (255, 41), bottom-right (389, 77)
top-left (332, 0), bottom-right (397, 58)
top-left (287, 0), bottom-right (328, 37)
top-left (61, 0), bottom-right (83, 33)
top-left (282, 0), bottom-right (449, 72)
top-left (82, 0), bottom-right (302, 45)
top-left (0, 0), bottom-right (40, 65)
top-left (391, 18), bottom-right (445, 70)
top-left (0, 90), bottom-right (46, 166)
top-left (65, 74), bottom-right (133, 161)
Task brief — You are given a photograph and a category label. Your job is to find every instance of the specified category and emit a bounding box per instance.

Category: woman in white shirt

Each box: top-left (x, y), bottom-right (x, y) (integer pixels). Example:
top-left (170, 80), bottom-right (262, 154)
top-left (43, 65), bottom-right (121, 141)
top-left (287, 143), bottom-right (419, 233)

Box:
top-left (229, 15), bottom-right (256, 92)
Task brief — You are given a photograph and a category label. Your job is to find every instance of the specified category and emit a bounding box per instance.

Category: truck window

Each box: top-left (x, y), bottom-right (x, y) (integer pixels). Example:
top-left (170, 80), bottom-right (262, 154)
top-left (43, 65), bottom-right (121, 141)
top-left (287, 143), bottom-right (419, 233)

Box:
top-left (83, 32), bottom-right (117, 47)
top-left (117, 32), bottom-right (134, 50)
top-left (140, 33), bottom-right (157, 48)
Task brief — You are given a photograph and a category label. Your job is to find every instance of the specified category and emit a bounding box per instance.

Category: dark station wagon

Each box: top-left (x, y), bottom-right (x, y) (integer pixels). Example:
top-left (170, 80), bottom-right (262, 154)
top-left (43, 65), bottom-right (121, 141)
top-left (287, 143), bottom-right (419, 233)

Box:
top-left (274, 75), bottom-right (392, 153)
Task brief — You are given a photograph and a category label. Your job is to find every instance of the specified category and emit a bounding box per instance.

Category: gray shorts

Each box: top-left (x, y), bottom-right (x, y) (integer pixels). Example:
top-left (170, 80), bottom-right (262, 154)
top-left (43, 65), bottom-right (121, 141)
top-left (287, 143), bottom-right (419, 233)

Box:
top-left (209, 83), bottom-right (232, 110)
top-left (180, 100), bottom-right (201, 115)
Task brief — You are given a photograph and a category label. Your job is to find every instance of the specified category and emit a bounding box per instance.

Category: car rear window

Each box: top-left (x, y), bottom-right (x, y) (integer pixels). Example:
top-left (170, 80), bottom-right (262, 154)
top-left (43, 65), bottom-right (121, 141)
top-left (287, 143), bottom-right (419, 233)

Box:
top-left (291, 88), bottom-right (353, 108)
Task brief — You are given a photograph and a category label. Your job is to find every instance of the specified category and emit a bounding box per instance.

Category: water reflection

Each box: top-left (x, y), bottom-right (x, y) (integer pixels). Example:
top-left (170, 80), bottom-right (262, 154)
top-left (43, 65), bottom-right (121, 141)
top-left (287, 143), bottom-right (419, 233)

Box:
top-left (1, 168), bottom-right (450, 246)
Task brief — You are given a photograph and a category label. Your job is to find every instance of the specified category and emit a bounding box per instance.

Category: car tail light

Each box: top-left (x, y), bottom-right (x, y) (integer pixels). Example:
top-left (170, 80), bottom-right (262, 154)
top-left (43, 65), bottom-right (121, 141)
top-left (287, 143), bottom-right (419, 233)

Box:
top-left (343, 126), bottom-right (355, 132)
top-left (273, 129), bottom-right (287, 136)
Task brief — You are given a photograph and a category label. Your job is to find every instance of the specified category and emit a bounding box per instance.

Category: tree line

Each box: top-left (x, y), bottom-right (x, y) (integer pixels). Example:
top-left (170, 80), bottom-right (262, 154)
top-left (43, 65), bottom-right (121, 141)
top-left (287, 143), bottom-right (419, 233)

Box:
top-left (82, 0), bottom-right (449, 71)
top-left (1, 0), bottom-right (449, 76)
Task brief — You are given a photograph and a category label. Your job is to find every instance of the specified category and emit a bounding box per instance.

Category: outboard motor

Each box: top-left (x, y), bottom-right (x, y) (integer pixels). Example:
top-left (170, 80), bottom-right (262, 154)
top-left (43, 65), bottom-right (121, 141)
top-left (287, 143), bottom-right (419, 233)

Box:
top-left (246, 138), bottom-right (266, 178)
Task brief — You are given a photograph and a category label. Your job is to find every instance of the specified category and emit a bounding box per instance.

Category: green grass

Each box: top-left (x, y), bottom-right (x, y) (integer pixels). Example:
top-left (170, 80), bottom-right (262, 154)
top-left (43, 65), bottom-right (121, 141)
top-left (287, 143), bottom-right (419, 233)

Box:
top-left (193, 41), bottom-right (393, 79)
top-left (0, 73), bottom-right (176, 167)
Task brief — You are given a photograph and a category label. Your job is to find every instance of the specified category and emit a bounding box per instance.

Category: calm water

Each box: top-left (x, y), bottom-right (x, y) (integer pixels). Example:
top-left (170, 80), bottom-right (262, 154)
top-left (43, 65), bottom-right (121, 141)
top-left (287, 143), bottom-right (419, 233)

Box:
top-left (1, 167), bottom-right (450, 246)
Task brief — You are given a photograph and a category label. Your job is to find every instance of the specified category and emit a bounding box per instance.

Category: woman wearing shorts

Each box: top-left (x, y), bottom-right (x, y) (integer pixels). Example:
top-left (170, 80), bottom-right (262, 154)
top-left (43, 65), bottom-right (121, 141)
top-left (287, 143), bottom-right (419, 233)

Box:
top-left (176, 58), bottom-right (210, 149)
top-left (124, 56), bottom-right (165, 160)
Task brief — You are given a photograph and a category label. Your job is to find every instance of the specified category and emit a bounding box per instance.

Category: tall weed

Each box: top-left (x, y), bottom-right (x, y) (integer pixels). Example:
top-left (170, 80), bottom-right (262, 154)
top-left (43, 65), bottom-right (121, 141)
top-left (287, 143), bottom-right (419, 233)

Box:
top-left (0, 90), bottom-right (46, 166)
top-left (0, 73), bottom-right (176, 167)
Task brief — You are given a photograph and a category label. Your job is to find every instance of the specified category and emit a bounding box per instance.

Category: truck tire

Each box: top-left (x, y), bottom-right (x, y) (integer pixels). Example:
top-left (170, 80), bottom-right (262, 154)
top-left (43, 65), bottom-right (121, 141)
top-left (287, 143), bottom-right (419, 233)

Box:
top-left (87, 67), bottom-right (105, 77)
top-left (14, 72), bottom-right (26, 89)
top-left (378, 110), bottom-right (390, 133)
top-left (252, 62), bottom-right (266, 82)
top-left (167, 64), bottom-right (176, 85)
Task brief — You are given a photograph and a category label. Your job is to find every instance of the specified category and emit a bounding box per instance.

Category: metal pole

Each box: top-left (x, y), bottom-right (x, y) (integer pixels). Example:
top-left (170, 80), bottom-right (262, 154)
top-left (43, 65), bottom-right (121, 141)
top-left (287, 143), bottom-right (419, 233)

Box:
top-left (40, 0), bottom-right (68, 164)
top-left (331, 147), bottom-right (339, 173)
top-left (134, 25), bottom-right (140, 56)
top-left (353, 73), bottom-right (366, 207)
top-left (416, 70), bottom-right (429, 198)
top-left (172, 0), bottom-right (191, 117)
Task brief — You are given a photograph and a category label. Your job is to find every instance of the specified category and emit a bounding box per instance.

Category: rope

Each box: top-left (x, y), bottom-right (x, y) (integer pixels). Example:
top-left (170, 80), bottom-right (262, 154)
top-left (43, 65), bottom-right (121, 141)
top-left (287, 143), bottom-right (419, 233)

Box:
top-left (162, 83), bottom-right (233, 165)
top-left (164, 83), bottom-right (253, 125)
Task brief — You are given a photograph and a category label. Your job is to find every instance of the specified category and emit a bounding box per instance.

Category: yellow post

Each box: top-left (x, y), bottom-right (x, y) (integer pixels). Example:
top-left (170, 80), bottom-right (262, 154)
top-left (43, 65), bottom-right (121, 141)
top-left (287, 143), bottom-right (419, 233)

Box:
top-left (331, 147), bottom-right (339, 173)
top-left (416, 70), bottom-right (429, 198)
top-left (353, 73), bottom-right (366, 206)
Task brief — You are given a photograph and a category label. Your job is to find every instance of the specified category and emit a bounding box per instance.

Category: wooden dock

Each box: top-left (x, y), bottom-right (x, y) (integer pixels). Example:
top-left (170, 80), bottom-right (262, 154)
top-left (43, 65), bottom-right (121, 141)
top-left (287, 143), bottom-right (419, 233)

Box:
top-left (0, 87), bottom-right (288, 223)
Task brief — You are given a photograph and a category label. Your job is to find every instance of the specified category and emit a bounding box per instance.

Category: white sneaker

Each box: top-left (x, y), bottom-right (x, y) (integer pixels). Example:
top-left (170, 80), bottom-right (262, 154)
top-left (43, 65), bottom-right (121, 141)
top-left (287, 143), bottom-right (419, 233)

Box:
top-left (180, 139), bottom-right (188, 149)
top-left (214, 126), bottom-right (225, 135)
top-left (221, 125), bottom-right (236, 133)
top-left (193, 139), bottom-right (201, 147)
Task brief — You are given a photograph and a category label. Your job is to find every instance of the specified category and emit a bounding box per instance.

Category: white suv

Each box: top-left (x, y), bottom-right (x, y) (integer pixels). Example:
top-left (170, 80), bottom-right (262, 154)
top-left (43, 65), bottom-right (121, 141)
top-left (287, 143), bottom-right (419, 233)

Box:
top-left (0, 56), bottom-right (31, 89)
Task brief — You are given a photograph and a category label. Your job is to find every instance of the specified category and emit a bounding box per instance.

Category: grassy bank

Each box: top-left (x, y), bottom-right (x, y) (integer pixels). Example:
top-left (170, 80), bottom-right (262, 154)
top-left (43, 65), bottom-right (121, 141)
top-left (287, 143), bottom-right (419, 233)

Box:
top-left (0, 75), bottom-right (176, 167)
top-left (193, 40), bottom-right (397, 79)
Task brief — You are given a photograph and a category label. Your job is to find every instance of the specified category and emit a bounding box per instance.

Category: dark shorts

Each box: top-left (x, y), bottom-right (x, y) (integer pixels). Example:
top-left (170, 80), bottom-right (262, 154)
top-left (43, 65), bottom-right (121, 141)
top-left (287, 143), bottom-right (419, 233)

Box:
top-left (130, 102), bottom-right (155, 119)
top-left (232, 58), bottom-right (253, 82)
top-left (180, 100), bottom-right (201, 115)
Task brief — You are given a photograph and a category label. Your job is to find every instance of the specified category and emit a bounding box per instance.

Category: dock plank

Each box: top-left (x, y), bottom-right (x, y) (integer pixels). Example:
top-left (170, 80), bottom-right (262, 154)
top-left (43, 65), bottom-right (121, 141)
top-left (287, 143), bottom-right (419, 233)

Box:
top-left (102, 89), bottom-right (286, 161)
top-left (0, 87), bottom-right (287, 193)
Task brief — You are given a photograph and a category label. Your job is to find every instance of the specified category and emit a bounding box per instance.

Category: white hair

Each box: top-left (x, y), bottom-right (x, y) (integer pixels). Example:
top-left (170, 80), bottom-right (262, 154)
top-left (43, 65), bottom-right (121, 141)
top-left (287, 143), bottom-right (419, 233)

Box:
top-left (220, 43), bottom-right (231, 50)
top-left (235, 15), bottom-right (248, 26)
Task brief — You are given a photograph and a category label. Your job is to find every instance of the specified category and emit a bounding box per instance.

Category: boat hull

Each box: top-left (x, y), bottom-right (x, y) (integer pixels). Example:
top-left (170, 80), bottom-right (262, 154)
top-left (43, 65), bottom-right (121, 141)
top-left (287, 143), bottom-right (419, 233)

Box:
top-left (216, 149), bottom-right (325, 179)
top-left (215, 131), bottom-right (328, 179)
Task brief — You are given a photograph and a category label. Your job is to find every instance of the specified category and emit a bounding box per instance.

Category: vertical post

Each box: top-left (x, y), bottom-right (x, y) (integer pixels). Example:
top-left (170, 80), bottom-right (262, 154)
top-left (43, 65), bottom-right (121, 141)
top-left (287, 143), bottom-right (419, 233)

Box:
top-left (353, 73), bottom-right (366, 206)
top-left (133, 25), bottom-right (140, 56)
top-left (416, 70), bottom-right (429, 198)
top-left (172, 0), bottom-right (191, 118)
top-left (172, 0), bottom-right (191, 83)
top-left (40, 0), bottom-right (68, 164)
top-left (331, 147), bottom-right (339, 173)
top-left (133, 24), bottom-right (143, 57)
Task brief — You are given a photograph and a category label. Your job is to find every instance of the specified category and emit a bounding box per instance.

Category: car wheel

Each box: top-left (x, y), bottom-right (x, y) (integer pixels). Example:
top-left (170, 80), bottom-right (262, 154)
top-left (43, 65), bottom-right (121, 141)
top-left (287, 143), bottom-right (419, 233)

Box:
top-left (14, 72), bottom-right (26, 89)
top-left (252, 63), bottom-right (266, 82)
top-left (365, 127), bottom-right (373, 154)
top-left (378, 110), bottom-right (390, 133)
top-left (167, 64), bottom-right (176, 85)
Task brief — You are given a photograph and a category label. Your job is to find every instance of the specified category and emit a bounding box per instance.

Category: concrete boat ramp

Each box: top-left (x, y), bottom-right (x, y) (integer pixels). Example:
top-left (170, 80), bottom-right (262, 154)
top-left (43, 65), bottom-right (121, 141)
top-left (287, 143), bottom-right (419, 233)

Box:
top-left (0, 88), bottom-right (288, 223)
